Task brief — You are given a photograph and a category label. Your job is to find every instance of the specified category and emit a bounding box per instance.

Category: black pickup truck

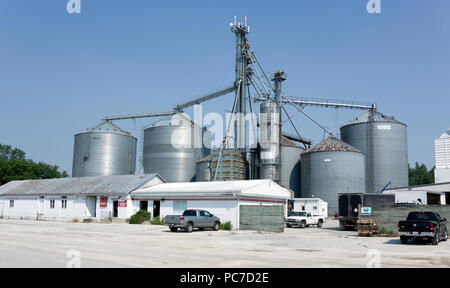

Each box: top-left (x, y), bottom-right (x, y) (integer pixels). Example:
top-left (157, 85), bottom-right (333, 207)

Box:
top-left (398, 212), bottom-right (448, 245)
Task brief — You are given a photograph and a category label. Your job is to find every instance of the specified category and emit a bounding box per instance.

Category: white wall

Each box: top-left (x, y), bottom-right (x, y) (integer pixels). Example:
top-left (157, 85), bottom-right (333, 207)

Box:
top-left (292, 200), bottom-right (328, 217)
top-left (0, 195), bottom-right (89, 221)
top-left (1, 196), bottom-right (39, 219)
top-left (0, 200), bottom-right (4, 218)
top-left (435, 169), bottom-right (450, 184)
top-left (157, 199), bottom-right (285, 230)
top-left (159, 200), bottom-right (239, 229)
top-left (0, 195), bottom-right (140, 221)
top-left (394, 191), bottom-right (428, 205)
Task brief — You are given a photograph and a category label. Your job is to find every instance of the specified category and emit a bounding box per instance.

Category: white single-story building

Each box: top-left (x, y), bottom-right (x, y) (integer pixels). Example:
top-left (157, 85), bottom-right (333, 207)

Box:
top-left (385, 182), bottom-right (450, 205)
top-left (0, 174), bottom-right (164, 222)
top-left (289, 198), bottom-right (328, 218)
top-left (131, 179), bottom-right (291, 231)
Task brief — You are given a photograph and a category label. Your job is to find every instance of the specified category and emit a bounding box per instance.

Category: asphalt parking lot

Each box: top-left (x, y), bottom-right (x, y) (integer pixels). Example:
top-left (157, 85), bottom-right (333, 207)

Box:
top-left (0, 219), bottom-right (448, 268)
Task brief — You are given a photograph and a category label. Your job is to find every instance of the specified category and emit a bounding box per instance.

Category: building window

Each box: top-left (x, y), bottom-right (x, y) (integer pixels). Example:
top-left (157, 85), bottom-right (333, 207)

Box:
top-left (173, 201), bottom-right (187, 214)
top-left (313, 206), bottom-right (318, 210)
top-left (9, 200), bottom-right (14, 208)
top-left (50, 200), bottom-right (55, 209)
top-left (62, 200), bottom-right (67, 209)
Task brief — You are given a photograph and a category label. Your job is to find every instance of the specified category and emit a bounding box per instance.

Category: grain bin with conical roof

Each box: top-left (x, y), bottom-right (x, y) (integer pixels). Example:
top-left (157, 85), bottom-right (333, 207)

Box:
top-left (143, 114), bottom-right (211, 183)
top-left (340, 111), bottom-right (408, 193)
top-left (300, 137), bottom-right (366, 215)
top-left (72, 122), bottom-right (137, 177)
top-left (280, 136), bottom-right (305, 198)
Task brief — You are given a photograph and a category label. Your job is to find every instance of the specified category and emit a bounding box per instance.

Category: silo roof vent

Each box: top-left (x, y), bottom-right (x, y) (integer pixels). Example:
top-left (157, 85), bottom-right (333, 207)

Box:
top-left (306, 137), bottom-right (361, 153)
top-left (81, 122), bottom-right (132, 136)
top-left (344, 111), bottom-right (405, 126)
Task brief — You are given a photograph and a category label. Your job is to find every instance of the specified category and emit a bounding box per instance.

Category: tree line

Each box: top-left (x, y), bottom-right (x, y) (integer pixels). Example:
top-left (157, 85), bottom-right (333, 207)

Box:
top-left (409, 162), bottom-right (435, 186)
top-left (0, 144), bottom-right (68, 186)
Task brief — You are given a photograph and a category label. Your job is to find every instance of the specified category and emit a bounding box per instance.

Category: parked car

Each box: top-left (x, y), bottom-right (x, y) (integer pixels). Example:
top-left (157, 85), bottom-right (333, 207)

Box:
top-left (285, 211), bottom-right (325, 228)
top-left (165, 209), bottom-right (221, 233)
top-left (398, 211), bottom-right (448, 245)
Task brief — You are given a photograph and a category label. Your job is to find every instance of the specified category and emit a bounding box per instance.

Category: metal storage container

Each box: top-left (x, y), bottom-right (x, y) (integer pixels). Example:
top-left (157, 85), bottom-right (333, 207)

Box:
top-left (259, 101), bottom-right (281, 183)
top-left (301, 137), bottom-right (366, 215)
top-left (340, 111), bottom-right (408, 193)
top-left (72, 122), bottom-right (137, 177)
top-left (196, 155), bottom-right (213, 182)
top-left (143, 114), bottom-right (211, 183)
top-left (280, 137), bottom-right (305, 198)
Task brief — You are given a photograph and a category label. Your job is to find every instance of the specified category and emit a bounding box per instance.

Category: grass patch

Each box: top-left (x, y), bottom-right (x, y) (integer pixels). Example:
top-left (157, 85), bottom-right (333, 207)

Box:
top-left (128, 210), bottom-right (151, 224)
top-left (151, 216), bottom-right (165, 225)
top-left (380, 227), bottom-right (394, 235)
top-left (220, 221), bottom-right (233, 231)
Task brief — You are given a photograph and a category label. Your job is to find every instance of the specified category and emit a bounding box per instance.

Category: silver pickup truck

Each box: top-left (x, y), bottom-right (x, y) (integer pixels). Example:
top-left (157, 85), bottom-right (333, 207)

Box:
top-left (165, 209), bottom-right (221, 233)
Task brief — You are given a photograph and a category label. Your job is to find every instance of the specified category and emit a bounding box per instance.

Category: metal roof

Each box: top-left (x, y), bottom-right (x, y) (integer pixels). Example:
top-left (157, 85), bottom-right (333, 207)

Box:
top-left (305, 137), bottom-right (362, 153)
top-left (386, 182), bottom-right (450, 194)
top-left (0, 174), bottom-right (163, 196)
top-left (280, 136), bottom-right (302, 148)
top-left (342, 111), bottom-right (405, 127)
top-left (131, 179), bottom-right (291, 200)
top-left (77, 121), bottom-right (133, 137)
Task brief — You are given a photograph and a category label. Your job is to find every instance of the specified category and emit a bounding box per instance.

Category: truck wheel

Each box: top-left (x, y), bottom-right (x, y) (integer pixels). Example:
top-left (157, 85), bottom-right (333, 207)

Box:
top-left (185, 223), bottom-right (193, 233)
top-left (432, 232), bottom-right (439, 245)
top-left (443, 229), bottom-right (448, 242)
top-left (170, 227), bottom-right (178, 233)
top-left (213, 222), bottom-right (220, 231)
top-left (317, 220), bottom-right (323, 228)
top-left (300, 221), bottom-right (306, 229)
top-left (400, 236), bottom-right (408, 244)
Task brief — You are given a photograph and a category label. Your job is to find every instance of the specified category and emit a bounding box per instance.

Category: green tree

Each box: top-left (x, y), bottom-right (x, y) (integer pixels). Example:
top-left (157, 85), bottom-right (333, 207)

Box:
top-left (0, 143), bottom-right (69, 185)
top-left (0, 144), bottom-right (26, 161)
top-left (408, 162), bottom-right (435, 186)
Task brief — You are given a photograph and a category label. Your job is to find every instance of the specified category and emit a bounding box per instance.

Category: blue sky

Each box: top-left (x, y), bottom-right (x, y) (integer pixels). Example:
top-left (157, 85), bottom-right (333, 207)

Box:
top-left (0, 0), bottom-right (449, 174)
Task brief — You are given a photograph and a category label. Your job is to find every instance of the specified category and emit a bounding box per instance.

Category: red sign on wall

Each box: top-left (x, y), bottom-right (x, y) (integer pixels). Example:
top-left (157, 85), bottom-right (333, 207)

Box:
top-left (119, 201), bottom-right (127, 208)
top-left (100, 196), bottom-right (108, 207)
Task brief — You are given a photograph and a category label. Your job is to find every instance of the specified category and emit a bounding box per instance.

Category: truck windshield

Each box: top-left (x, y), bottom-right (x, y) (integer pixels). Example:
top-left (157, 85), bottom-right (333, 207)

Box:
top-left (288, 211), bottom-right (307, 217)
top-left (182, 210), bottom-right (196, 216)
top-left (407, 212), bottom-right (437, 221)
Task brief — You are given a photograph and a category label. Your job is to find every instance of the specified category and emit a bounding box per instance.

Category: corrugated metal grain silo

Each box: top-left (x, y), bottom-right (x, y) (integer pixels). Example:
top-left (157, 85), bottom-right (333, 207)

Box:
top-left (196, 155), bottom-right (213, 182)
top-left (340, 111), bottom-right (408, 193)
top-left (259, 101), bottom-right (281, 183)
top-left (72, 122), bottom-right (137, 177)
top-left (280, 136), bottom-right (305, 198)
top-left (301, 137), bottom-right (366, 215)
top-left (143, 114), bottom-right (211, 182)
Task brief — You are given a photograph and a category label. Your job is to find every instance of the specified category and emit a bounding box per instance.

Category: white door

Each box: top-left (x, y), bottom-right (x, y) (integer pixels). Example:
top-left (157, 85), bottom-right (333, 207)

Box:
top-left (0, 202), bottom-right (3, 218)
top-left (38, 197), bottom-right (45, 216)
top-left (86, 197), bottom-right (97, 217)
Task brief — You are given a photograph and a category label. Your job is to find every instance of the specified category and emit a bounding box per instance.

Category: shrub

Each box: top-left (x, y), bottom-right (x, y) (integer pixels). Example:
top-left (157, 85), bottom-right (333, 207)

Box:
top-left (380, 227), bottom-right (394, 235)
top-left (220, 221), bottom-right (233, 231)
top-left (72, 218), bottom-right (80, 223)
top-left (128, 210), bottom-right (151, 224)
top-left (151, 216), bottom-right (165, 225)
